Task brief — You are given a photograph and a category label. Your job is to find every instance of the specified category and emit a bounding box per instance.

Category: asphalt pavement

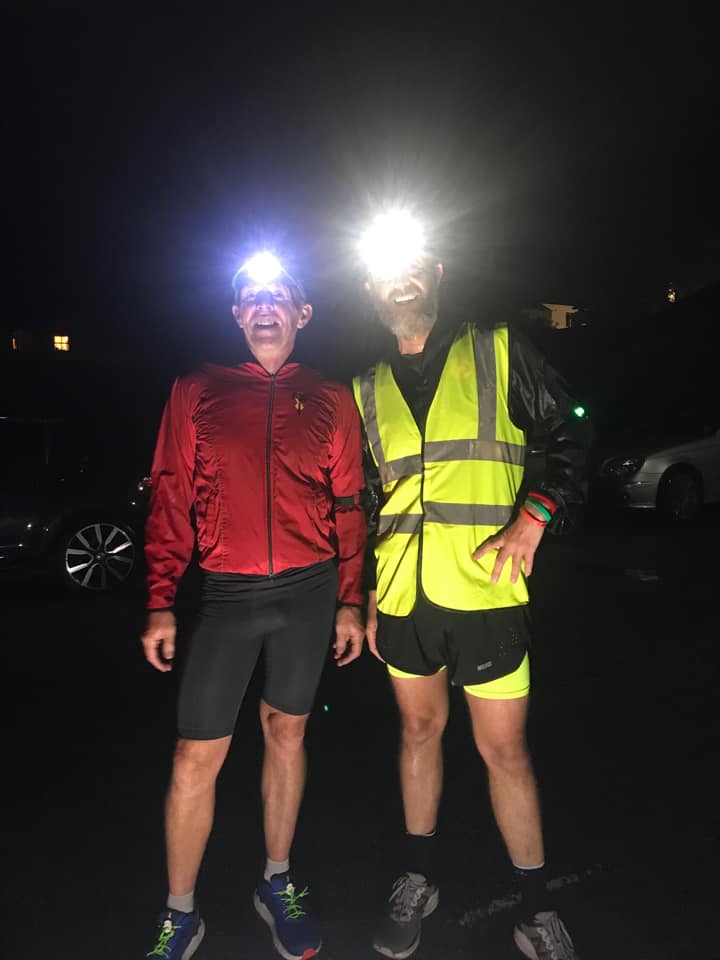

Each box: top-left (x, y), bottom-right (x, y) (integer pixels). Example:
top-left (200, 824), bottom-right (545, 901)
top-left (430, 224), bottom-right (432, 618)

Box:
top-left (4, 509), bottom-right (719, 960)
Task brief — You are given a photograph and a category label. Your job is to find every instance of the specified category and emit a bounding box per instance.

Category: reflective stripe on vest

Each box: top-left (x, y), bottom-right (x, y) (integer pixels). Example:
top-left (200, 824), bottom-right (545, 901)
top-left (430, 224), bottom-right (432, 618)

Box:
top-left (353, 323), bottom-right (527, 615)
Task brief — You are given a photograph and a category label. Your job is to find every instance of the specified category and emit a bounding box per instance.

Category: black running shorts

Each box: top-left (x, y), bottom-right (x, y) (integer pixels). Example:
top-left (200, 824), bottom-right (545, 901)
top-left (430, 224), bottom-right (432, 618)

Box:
top-left (376, 594), bottom-right (530, 687)
top-left (177, 560), bottom-right (338, 739)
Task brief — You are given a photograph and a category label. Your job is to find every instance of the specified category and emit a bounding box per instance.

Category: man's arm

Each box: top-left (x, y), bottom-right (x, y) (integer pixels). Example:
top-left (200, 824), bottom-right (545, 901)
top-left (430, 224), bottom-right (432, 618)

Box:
top-left (509, 327), bottom-right (592, 528)
top-left (328, 386), bottom-right (368, 666)
top-left (141, 376), bottom-right (197, 671)
top-left (360, 429), bottom-right (384, 660)
top-left (473, 328), bottom-right (592, 582)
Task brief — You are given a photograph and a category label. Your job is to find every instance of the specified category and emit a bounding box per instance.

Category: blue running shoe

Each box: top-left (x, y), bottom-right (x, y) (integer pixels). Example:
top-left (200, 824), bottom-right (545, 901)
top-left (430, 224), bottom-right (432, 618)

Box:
top-left (253, 873), bottom-right (322, 960)
top-left (145, 908), bottom-right (205, 959)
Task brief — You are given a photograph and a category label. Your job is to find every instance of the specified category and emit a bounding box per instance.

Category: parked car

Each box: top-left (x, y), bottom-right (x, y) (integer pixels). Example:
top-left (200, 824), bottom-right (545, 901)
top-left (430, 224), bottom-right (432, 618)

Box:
top-left (1, 415), bottom-right (152, 591)
top-left (592, 412), bottom-right (720, 521)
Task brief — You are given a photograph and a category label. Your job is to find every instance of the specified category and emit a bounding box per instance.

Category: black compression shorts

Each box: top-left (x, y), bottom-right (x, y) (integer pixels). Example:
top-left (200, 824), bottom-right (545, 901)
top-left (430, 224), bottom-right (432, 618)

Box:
top-left (177, 560), bottom-right (338, 739)
top-left (376, 594), bottom-right (530, 687)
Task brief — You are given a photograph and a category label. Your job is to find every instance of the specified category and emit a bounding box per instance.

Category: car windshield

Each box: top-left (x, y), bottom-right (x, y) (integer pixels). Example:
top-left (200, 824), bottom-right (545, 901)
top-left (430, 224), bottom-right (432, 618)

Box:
top-left (0, 419), bottom-right (51, 470)
top-left (595, 397), bottom-right (719, 451)
top-left (1, 414), bottom-right (153, 485)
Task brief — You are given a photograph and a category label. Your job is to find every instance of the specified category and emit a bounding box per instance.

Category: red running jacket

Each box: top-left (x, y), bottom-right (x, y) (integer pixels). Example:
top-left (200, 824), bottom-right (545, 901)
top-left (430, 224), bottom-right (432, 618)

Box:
top-left (145, 360), bottom-right (367, 610)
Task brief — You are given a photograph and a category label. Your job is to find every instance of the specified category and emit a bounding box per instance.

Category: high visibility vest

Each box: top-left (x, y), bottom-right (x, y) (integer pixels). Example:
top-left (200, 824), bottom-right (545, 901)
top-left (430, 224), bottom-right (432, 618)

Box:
top-left (353, 323), bottom-right (528, 615)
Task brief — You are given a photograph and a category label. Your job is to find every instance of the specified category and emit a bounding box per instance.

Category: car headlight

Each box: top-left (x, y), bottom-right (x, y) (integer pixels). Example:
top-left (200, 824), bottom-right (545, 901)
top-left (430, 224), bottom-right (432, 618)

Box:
top-left (601, 456), bottom-right (645, 479)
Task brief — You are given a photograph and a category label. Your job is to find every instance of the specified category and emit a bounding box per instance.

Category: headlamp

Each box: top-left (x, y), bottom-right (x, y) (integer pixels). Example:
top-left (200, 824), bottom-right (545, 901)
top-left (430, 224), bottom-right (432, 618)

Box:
top-left (232, 250), bottom-right (306, 303)
top-left (359, 210), bottom-right (426, 280)
top-left (237, 251), bottom-right (284, 287)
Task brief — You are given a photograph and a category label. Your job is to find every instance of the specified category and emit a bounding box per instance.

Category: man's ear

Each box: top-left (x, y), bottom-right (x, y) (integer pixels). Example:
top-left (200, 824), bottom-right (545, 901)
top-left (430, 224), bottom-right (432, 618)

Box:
top-left (297, 303), bottom-right (313, 328)
top-left (232, 303), bottom-right (243, 326)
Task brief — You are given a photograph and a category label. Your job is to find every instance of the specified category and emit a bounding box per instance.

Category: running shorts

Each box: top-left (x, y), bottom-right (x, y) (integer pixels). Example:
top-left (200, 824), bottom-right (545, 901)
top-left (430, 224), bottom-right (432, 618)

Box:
top-left (388, 651), bottom-right (530, 699)
top-left (177, 560), bottom-right (338, 739)
top-left (377, 595), bottom-right (530, 692)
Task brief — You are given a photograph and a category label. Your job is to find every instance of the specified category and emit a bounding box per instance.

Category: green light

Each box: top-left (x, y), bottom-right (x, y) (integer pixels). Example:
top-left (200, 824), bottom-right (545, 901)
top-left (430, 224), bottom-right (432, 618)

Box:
top-left (573, 405), bottom-right (586, 418)
top-left (323, 704), bottom-right (329, 712)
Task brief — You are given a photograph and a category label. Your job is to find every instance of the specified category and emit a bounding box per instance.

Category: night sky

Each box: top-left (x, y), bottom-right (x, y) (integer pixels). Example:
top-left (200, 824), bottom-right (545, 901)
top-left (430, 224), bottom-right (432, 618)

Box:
top-left (3, 3), bottom-right (719, 377)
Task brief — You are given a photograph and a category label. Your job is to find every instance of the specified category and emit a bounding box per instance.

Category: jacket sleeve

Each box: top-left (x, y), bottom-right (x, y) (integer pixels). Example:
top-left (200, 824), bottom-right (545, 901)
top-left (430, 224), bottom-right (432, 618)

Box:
top-left (508, 328), bottom-right (593, 527)
top-left (361, 428), bottom-right (381, 592)
top-left (328, 386), bottom-right (368, 606)
top-left (144, 376), bottom-right (197, 610)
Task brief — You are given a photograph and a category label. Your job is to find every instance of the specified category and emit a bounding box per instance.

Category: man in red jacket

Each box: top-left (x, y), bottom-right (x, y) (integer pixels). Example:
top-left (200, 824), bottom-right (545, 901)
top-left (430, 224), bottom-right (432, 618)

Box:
top-left (140, 251), bottom-right (366, 960)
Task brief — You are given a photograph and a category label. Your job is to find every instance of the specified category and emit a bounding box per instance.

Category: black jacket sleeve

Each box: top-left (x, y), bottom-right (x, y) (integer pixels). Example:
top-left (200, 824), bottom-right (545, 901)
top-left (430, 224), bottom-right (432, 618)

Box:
top-left (361, 427), bottom-right (381, 592)
top-left (508, 327), bottom-right (592, 527)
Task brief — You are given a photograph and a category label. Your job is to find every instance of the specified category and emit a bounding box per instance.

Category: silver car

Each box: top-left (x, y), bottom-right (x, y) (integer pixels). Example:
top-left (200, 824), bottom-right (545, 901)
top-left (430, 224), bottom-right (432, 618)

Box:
top-left (594, 420), bottom-right (720, 521)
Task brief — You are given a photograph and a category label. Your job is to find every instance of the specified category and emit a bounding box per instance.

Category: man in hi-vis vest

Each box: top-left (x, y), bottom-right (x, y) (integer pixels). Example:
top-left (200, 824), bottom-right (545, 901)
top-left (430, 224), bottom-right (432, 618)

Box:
top-left (353, 211), bottom-right (590, 960)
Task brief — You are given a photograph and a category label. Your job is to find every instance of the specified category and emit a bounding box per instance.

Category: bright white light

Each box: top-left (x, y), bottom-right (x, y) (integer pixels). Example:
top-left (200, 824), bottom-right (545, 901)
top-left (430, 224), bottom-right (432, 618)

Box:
top-left (359, 210), bottom-right (426, 279)
top-left (240, 251), bottom-right (284, 287)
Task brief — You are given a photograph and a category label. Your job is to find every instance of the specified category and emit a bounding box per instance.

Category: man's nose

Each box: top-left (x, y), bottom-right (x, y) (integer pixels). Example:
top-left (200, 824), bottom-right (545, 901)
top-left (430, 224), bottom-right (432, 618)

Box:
top-left (254, 289), bottom-right (275, 307)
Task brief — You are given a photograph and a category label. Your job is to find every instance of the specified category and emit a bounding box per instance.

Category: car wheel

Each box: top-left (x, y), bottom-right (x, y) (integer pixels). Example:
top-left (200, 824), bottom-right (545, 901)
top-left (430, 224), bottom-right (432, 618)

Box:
top-left (657, 468), bottom-right (703, 522)
top-left (61, 520), bottom-right (137, 591)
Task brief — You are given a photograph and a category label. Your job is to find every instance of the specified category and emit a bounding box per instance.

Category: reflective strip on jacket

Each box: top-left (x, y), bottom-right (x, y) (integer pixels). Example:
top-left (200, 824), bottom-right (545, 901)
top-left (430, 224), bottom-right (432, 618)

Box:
top-left (353, 323), bottom-right (528, 615)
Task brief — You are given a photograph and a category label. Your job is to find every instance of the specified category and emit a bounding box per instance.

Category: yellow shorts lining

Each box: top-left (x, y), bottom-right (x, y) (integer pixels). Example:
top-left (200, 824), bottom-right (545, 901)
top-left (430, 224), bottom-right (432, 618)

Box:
top-left (387, 652), bottom-right (530, 700)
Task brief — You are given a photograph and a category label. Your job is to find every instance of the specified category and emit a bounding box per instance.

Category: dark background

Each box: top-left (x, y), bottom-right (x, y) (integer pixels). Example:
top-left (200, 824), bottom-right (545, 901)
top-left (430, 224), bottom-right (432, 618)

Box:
top-left (3, 4), bottom-right (719, 411)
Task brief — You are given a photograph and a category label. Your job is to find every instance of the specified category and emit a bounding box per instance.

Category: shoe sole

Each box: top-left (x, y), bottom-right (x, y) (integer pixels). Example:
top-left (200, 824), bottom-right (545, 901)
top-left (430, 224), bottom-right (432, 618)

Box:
top-left (513, 926), bottom-right (540, 960)
top-left (372, 889), bottom-right (440, 959)
top-left (181, 918), bottom-right (205, 960)
top-left (253, 891), bottom-right (322, 960)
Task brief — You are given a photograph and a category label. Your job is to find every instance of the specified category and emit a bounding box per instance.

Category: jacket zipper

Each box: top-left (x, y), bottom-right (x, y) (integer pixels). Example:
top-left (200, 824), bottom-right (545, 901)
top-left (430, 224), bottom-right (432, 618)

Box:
top-left (266, 373), bottom-right (276, 576)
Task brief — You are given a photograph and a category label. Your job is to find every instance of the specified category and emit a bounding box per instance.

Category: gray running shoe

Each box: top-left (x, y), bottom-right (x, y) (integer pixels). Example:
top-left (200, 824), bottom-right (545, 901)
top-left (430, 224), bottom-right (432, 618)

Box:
top-left (513, 910), bottom-right (579, 960)
top-left (372, 872), bottom-right (439, 959)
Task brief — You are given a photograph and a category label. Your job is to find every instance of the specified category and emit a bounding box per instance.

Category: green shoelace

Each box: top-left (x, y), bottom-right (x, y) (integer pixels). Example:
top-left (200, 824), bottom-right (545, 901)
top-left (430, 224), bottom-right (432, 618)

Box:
top-left (275, 882), bottom-right (310, 919)
top-left (146, 918), bottom-right (179, 958)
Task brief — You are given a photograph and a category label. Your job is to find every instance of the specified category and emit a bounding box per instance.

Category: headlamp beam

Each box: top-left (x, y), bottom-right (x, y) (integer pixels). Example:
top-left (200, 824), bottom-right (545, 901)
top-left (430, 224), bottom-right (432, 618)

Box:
top-left (359, 210), bottom-right (426, 281)
top-left (240, 251), bottom-right (285, 288)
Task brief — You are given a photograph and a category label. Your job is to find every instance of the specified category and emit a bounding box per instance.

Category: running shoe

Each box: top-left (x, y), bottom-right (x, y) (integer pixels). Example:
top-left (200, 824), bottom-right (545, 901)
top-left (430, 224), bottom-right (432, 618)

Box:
top-left (372, 872), bottom-right (439, 959)
top-left (513, 910), bottom-right (579, 960)
top-left (253, 872), bottom-right (322, 960)
top-left (145, 908), bottom-right (205, 959)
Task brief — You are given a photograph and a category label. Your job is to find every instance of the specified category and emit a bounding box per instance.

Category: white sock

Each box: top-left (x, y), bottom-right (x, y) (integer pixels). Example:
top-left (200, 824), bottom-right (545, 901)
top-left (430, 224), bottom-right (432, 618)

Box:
top-left (264, 857), bottom-right (290, 882)
top-left (167, 890), bottom-right (195, 913)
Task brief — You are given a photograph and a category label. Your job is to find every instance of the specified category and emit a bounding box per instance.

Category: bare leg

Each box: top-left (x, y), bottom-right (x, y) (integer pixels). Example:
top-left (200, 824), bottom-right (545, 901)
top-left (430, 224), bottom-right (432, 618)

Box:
top-left (260, 700), bottom-right (310, 862)
top-left (390, 671), bottom-right (449, 835)
top-left (464, 693), bottom-right (543, 866)
top-left (166, 736), bottom-right (232, 895)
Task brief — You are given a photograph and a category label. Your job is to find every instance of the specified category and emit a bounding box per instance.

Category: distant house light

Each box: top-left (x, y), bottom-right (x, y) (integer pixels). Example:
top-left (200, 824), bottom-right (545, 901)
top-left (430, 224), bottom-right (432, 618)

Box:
top-left (11, 337), bottom-right (18, 351)
top-left (667, 287), bottom-right (677, 303)
top-left (53, 335), bottom-right (70, 352)
top-left (542, 303), bottom-right (578, 330)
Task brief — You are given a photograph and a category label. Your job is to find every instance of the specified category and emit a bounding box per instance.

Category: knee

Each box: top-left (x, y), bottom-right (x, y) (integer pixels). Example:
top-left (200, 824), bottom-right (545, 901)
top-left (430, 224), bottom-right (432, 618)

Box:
top-left (262, 709), bottom-right (307, 755)
top-left (475, 736), bottom-right (531, 776)
top-left (171, 739), bottom-right (226, 795)
top-left (401, 709), bottom-right (447, 749)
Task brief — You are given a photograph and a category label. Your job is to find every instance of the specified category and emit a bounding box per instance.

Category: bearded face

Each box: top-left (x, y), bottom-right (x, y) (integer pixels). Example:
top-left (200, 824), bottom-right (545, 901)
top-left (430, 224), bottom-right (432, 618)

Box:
top-left (366, 260), bottom-right (443, 339)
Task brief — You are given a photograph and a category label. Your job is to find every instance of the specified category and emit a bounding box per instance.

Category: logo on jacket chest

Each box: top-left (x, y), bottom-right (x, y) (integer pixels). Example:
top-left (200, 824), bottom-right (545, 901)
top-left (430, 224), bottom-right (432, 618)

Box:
top-left (292, 391), bottom-right (305, 413)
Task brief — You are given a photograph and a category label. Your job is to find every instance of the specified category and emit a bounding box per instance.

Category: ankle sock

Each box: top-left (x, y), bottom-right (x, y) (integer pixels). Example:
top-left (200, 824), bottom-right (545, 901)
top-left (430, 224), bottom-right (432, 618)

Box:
top-left (513, 862), bottom-right (548, 921)
top-left (264, 857), bottom-right (290, 882)
top-left (167, 890), bottom-right (195, 914)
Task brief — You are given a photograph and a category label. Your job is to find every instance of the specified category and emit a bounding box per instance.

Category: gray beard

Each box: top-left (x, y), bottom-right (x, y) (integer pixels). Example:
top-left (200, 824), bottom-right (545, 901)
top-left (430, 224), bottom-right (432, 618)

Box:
top-left (376, 304), bottom-right (437, 340)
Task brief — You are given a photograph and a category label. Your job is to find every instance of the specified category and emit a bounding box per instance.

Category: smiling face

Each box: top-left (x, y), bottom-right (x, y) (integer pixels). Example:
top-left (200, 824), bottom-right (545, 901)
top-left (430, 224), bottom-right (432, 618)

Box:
top-left (232, 282), bottom-right (312, 373)
top-left (365, 259), bottom-right (443, 341)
